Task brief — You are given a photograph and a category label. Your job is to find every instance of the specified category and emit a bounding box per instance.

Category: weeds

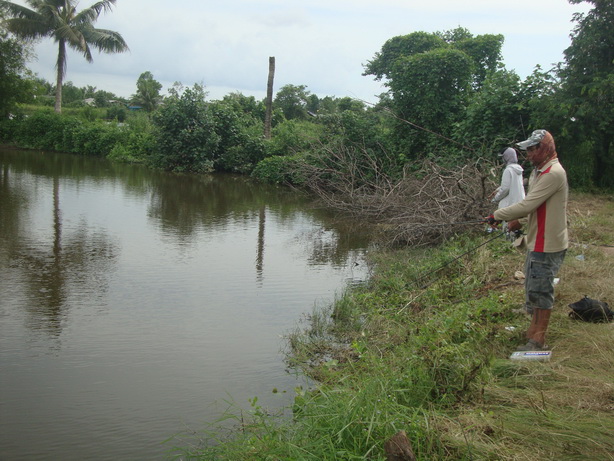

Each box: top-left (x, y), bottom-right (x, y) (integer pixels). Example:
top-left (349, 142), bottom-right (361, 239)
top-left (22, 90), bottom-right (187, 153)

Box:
top-left (170, 193), bottom-right (614, 460)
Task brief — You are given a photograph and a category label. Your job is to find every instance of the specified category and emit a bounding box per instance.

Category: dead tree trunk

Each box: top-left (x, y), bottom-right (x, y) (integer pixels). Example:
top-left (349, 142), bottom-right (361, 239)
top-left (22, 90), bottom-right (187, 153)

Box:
top-left (264, 56), bottom-right (275, 139)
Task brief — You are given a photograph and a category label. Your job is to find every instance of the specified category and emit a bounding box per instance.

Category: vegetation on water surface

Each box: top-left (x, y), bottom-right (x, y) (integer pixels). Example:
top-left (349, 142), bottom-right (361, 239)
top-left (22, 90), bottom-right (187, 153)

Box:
top-left (167, 193), bottom-right (614, 460)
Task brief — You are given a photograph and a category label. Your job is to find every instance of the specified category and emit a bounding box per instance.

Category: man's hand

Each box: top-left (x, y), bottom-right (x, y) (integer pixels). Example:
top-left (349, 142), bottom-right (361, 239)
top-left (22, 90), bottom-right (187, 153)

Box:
top-left (507, 219), bottom-right (521, 232)
top-left (483, 214), bottom-right (501, 228)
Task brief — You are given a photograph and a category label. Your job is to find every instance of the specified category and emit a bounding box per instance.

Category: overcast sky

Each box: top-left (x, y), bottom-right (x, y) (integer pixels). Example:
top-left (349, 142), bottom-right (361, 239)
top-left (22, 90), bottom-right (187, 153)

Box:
top-left (16, 0), bottom-right (590, 103)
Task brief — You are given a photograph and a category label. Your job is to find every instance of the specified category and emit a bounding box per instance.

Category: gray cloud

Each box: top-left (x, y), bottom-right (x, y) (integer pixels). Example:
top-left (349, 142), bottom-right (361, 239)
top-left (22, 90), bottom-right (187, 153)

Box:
top-left (17, 0), bottom-right (589, 102)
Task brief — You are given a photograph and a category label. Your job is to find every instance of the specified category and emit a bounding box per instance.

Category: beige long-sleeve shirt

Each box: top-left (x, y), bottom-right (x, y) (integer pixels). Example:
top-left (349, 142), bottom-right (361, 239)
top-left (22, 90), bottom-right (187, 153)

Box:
top-left (494, 158), bottom-right (568, 253)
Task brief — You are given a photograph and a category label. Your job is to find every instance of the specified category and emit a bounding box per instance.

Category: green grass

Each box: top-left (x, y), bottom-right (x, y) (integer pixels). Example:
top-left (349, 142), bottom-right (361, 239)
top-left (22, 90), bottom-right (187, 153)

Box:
top-left (168, 193), bottom-right (614, 460)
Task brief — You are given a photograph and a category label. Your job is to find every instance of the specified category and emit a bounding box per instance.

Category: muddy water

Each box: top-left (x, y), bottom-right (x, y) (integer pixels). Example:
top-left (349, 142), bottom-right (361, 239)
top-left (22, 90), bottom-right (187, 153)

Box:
top-left (0, 148), bottom-right (370, 460)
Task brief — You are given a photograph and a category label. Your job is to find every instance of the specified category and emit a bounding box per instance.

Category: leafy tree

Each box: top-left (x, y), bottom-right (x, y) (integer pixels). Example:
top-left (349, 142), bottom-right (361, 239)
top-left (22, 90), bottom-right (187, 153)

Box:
top-left (267, 119), bottom-right (324, 157)
top-left (132, 71), bottom-right (162, 112)
top-left (388, 47), bottom-right (474, 156)
top-left (453, 69), bottom-right (526, 151)
top-left (515, 65), bottom-right (563, 144)
top-left (220, 92), bottom-right (264, 119)
top-left (0, 29), bottom-right (33, 117)
top-left (336, 97), bottom-right (366, 113)
top-left (61, 81), bottom-right (83, 104)
top-left (160, 92), bottom-right (267, 173)
top-left (150, 84), bottom-right (220, 173)
top-left (307, 96), bottom-right (365, 116)
top-left (318, 109), bottom-right (397, 175)
top-left (94, 89), bottom-right (115, 107)
top-left (363, 32), bottom-right (444, 81)
top-left (436, 26), bottom-right (473, 43)
top-left (83, 84), bottom-right (96, 98)
top-left (554, 0), bottom-right (614, 187)
top-left (449, 33), bottom-right (504, 89)
top-left (306, 94), bottom-right (320, 115)
top-left (31, 76), bottom-right (54, 96)
top-left (317, 96), bottom-right (337, 115)
top-left (365, 27), bottom-right (502, 88)
top-left (364, 28), bottom-right (504, 157)
top-left (105, 104), bottom-right (126, 122)
top-left (0, 0), bottom-right (128, 113)
top-left (274, 84), bottom-right (310, 120)
top-left (207, 100), bottom-right (249, 156)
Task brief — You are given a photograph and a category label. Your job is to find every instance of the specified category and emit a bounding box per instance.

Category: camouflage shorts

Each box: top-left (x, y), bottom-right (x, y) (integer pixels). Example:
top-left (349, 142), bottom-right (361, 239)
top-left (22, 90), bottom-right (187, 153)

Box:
top-left (524, 250), bottom-right (566, 312)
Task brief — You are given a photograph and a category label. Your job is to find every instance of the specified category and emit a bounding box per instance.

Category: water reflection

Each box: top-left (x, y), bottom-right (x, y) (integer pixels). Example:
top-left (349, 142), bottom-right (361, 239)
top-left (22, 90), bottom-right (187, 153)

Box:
top-left (1, 148), bottom-right (369, 274)
top-left (257, 205), bottom-right (265, 281)
top-left (145, 170), bottom-right (308, 237)
top-left (0, 147), bottom-right (369, 339)
top-left (1, 154), bottom-right (119, 338)
top-left (1, 160), bottom-right (28, 250)
top-left (0, 147), bottom-right (370, 460)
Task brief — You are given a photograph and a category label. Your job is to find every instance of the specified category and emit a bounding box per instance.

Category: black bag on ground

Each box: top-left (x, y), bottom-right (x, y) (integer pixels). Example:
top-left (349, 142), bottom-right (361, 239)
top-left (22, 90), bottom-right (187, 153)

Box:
top-left (568, 296), bottom-right (613, 323)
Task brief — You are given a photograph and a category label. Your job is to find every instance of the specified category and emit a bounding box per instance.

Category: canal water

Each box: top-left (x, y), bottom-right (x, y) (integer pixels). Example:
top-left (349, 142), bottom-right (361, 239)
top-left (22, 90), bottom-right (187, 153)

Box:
top-left (0, 148), bottom-right (370, 460)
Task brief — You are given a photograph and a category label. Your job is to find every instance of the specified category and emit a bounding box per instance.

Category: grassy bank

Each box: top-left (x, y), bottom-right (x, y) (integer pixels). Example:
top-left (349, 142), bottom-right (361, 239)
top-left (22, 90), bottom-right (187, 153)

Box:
top-left (170, 192), bottom-right (614, 460)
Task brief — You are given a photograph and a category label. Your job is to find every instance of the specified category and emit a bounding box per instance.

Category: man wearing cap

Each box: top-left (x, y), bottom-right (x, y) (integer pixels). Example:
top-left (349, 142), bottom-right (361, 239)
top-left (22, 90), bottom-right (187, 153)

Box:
top-left (487, 129), bottom-right (568, 351)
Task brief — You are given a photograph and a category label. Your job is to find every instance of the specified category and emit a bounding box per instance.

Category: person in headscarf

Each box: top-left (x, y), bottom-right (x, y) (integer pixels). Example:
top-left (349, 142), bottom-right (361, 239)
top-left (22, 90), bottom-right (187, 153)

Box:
top-left (486, 130), bottom-right (568, 352)
top-left (491, 147), bottom-right (525, 209)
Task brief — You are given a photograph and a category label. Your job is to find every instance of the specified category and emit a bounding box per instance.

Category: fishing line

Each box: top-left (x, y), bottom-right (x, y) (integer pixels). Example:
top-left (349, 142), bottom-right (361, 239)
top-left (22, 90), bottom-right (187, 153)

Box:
top-left (411, 230), bottom-right (506, 290)
top-left (354, 96), bottom-right (479, 153)
top-left (396, 229), bottom-right (508, 314)
top-left (343, 98), bottom-right (524, 305)
top-left (381, 106), bottom-right (478, 152)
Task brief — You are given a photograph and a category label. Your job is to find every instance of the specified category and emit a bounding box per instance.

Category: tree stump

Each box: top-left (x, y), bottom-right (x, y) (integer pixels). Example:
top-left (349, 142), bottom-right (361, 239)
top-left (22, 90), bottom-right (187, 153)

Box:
top-left (384, 430), bottom-right (417, 461)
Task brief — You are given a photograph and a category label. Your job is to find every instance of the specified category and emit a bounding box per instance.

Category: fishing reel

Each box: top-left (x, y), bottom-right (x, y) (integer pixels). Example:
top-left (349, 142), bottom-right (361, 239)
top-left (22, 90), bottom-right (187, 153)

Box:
top-left (507, 228), bottom-right (524, 240)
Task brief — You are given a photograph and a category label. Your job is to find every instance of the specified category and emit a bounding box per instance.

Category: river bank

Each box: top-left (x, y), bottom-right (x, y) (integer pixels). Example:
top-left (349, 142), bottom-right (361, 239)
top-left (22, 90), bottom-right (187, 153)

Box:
top-left (171, 192), bottom-right (614, 460)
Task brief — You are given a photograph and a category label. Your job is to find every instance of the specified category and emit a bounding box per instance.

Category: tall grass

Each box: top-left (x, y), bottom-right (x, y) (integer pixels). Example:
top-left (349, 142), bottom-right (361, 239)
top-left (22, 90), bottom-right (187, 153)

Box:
top-left (168, 193), bottom-right (614, 460)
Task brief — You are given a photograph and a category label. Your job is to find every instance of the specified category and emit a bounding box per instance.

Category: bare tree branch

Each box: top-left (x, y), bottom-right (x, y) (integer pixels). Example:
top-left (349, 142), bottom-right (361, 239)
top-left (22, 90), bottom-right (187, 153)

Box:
top-left (296, 143), bottom-right (496, 246)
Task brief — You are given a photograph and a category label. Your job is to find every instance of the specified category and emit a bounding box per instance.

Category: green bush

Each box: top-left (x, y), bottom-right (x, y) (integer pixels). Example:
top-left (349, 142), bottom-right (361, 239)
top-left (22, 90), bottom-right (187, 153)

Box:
top-left (108, 129), bottom-right (154, 163)
top-left (13, 110), bottom-right (74, 150)
top-left (267, 119), bottom-right (324, 156)
top-left (251, 154), bottom-right (306, 184)
top-left (216, 125), bottom-right (267, 173)
top-left (106, 105), bottom-right (127, 122)
top-left (70, 122), bottom-right (124, 157)
top-left (0, 117), bottom-right (19, 143)
top-left (6, 109), bottom-right (127, 157)
top-left (150, 85), bottom-right (220, 173)
top-left (59, 117), bottom-right (86, 151)
top-left (80, 105), bottom-right (97, 122)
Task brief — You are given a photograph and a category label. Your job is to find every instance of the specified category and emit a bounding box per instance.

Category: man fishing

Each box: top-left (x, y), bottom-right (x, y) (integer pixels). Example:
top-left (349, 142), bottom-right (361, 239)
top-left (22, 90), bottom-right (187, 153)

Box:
top-left (486, 129), bottom-right (568, 351)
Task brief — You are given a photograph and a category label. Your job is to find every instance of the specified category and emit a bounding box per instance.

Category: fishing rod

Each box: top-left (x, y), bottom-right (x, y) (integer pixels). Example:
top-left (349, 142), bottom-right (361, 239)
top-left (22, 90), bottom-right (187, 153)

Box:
top-left (411, 229), bottom-right (508, 290)
top-left (410, 220), bottom-right (486, 227)
top-left (397, 229), bottom-right (513, 314)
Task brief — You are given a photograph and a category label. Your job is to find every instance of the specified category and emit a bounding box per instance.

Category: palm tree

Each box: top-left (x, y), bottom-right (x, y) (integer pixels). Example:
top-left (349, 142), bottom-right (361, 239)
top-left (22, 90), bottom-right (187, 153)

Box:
top-left (0, 0), bottom-right (128, 113)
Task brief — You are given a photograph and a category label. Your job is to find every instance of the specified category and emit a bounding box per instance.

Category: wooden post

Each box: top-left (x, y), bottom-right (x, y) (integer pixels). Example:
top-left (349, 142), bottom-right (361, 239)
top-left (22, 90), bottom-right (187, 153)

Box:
top-left (264, 56), bottom-right (275, 139)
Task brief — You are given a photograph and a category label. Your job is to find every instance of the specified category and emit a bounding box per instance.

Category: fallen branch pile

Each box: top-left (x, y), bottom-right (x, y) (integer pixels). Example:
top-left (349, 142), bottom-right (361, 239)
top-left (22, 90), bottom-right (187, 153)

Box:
top-left (297, 143), bottom-right (497, 246)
